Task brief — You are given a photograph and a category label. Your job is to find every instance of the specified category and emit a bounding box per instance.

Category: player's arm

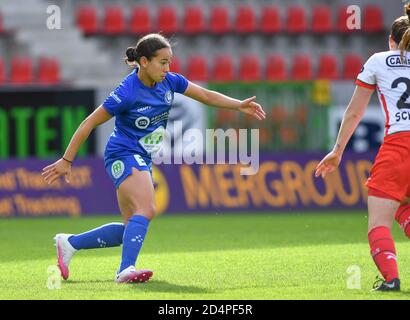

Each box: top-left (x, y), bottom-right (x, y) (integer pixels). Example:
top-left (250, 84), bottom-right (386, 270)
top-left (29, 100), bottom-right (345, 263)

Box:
top-left (62, 106), bottom-right (112, 162)
top-left (42, 106), bottom-right (112, 184)
top-left (315, 85), bottom-right (374, 178)
top-left (183, 81), bottom-right (266, 120)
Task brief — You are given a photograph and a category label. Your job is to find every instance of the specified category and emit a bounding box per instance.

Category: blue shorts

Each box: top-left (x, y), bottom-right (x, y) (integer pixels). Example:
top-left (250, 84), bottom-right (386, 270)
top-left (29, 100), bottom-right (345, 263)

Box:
top-left (104, 154), bottom-right (152, 189)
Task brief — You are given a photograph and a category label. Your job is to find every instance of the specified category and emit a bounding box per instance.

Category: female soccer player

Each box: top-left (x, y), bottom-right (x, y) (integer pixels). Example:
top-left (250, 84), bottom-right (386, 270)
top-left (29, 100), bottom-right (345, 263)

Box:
top-left (42, 33), bottom-right (266, 283)
top-left (315, 4), bottom-right (410, 291)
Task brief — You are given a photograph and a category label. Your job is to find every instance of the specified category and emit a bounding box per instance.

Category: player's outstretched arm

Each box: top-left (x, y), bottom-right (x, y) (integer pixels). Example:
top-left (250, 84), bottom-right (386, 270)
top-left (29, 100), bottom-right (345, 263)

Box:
top-left (42, 106), bottom-right (112, 185)
top-left (183, 81), bottom-right (266, 121)
top-left (315, 85), bottom-right (374, 179)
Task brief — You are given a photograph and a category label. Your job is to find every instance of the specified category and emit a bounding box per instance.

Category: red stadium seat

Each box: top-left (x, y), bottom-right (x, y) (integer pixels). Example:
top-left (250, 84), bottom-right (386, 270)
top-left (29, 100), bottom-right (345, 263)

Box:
top-left (260, 6), bottom-right (281, 33)
top-left (183, 6), bottom-right (205, 34)
top-left (186, 56), bottom-right (208, 81)
top-left (235, 6), bottom-right (256, 34)
top-left (239, 55), bottom-right (260, 81)
top-left (291, 54), bottom-right (312, 80)
top-left (10, 57), bottom-right (34, 84)
top-left (76, 5), bottom-right (98, 35)
top-left (130, 6), bottom-right (151, 34)
top-left (266, 54), bottom-right (287, 81)
top-left (312, 5), bottom-right (333, 34)
top-left (286, 6), bottom-right (308, 33)
top-left (170, 57), bottom-right (182, 74)
top-left (0, 12), bottom-right (4, 33)
top-left (209, 6), bottom-right (231, 34)
top-left (363, 5), bottom-right (384, 32)
top-left (212, 55), bottom-right (235, 82)
top-left (343, 54), bottom-right (363, 79)
top-left (317, 55), bottom-right (339, 80)
top-left (157, 6), bottom-right (178, 34)
top-left (103, 6), bottom-right (125, 34)
top-left (0, 58), bottom-right (5, 84)
top-left (37, 57), bottom-right (60, 84)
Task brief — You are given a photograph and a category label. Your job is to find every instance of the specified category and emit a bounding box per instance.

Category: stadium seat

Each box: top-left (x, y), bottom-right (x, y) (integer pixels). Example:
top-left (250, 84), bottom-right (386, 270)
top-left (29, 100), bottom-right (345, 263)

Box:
top-left (130, 6), bottom-right (151, 34)
top-left (239, 55), bottom-right (260, 81)
top-left (311, 5), bottom-right (333, 34)
top-left (209, 6), bottom-right (231, 34)
top-left (10, 57), bottom-right (34, 84)
top-left (317, 55), bottom-right (339, 80)
top-left (37, 57), bottom-right (60, 84)
top-left (76, 5), bottom-right (98, 35)
top-left (157, 6), bottom-right (178, 34)
top-left (186, 56), bottom-right (208, 81)
top-left (103, 6), bottom-right (125, 35)
top-left (286, 6), bottom-right (308, 33)
top-left (266, 54), bottom-right (287, 81)
top-left (0, 12), bottom-right (4, 33)
top-left (291, 54), bottom-right (312, 80)
top-left (170, 57), bottom-right (182, 74)
top-left (343, 54), bottom-right (363, 79)
top-left (363, 5), bottom-right (384, 32)
top-left (183, 5), bottom-right (205, 34)
top-left (260, 6), bottom-right (281, 33)
top-left (0, 58), bottom-right (5, 84)
top-left (212, 55), bottom-right (235, 82)
top-left (235, 6), bottom-right (256, 34)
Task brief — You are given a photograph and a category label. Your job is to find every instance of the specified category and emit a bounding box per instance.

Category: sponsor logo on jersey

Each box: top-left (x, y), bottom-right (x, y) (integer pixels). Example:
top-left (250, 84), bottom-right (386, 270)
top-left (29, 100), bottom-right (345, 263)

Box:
top-left (111, 160), bottom-right (124, 179)
top-left (135, 116), bottom-right (150, 129)
top-left (109, 91), bottom-right (122, 103)
top-left (386, 55), bottom-right (410, 68)
top-left (137, 106), bottom-right (152, 112)
top-left (164, 90), bottom-right (173, 105)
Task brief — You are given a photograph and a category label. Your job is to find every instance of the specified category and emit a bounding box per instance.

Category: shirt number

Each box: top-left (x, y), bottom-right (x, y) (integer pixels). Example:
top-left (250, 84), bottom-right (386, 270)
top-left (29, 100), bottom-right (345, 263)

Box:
top-left (391, 77), bottom-right (410, 109)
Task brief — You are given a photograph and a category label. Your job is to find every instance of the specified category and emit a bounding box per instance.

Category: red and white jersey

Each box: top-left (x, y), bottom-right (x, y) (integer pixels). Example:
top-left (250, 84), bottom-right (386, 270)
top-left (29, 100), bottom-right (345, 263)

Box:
top-left (356, 50), bottom-right (410, 135)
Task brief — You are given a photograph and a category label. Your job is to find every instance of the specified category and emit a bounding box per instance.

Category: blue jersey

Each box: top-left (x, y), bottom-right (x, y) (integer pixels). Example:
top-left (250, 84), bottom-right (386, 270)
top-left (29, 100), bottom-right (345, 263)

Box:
top-left (102, 69), bottom-right (188, 162)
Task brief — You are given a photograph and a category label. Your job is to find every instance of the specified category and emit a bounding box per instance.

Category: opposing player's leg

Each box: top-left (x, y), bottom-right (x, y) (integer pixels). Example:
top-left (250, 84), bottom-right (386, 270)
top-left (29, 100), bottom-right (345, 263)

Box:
top-left (115, 167), bottom-right (155, 283)
top-left (394, 187), bottom-right (410, 238)
top-left (368, 194), bottom-right (401, 291)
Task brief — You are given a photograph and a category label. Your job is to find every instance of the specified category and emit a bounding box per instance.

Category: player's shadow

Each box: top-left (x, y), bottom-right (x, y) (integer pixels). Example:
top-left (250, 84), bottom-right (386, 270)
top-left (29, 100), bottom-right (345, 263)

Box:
top-left (63, 279), bottom-right (212, 294)
top-left (131, 280), bottom-right (213, 294)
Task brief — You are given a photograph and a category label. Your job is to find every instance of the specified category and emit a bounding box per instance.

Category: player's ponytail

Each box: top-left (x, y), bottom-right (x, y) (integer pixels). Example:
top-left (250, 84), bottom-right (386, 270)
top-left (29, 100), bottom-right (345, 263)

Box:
top-left (125, 47), bottom-right (139, 68)
top-left (124, 33), bottom-right (171, 68)
top-left (399, 3), bottom-right (410, 62)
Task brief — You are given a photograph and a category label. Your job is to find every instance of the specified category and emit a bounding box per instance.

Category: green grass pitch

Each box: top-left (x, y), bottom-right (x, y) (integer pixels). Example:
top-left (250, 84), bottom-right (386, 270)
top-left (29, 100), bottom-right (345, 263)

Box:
top-left (0, 212), bottom-right (409, 300)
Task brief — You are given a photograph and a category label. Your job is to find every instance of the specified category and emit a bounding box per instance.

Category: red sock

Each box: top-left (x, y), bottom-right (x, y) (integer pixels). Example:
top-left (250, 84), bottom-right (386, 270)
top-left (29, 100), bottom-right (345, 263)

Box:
top-left (368, 226), bottom-right (399, 281)
top-left (395, 204), bottom-right (410, 238)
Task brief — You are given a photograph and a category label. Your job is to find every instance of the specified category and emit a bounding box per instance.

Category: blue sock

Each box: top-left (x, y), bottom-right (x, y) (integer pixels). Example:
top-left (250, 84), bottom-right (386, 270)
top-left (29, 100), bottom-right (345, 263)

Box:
top-left (68, 223), bottom-right (125, 250)
top-left (119, 215), bottom-right (150, 273)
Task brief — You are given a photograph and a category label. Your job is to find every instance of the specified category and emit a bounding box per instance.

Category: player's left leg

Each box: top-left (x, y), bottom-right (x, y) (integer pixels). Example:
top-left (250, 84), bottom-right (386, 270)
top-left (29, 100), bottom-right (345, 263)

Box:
top-left (368, 194), bottom-right (401, 291)
top-left (114, 167), bottom-right (155, 283)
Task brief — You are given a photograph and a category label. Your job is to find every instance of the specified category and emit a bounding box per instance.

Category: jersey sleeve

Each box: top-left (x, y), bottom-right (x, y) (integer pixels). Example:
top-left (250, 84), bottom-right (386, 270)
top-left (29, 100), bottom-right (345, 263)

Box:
top-left (166, 72), bottom-right (189, 94)
top-left (102, 82), bottom-right (132, 116)
top-left (356, 54), bottom-right (377, 89)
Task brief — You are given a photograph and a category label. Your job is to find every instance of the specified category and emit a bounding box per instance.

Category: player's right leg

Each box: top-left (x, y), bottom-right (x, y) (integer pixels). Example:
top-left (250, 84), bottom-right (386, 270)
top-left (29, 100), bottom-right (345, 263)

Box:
top-left (394, 190), bottom-right (410, 238)
top-left (54, 222), bottom-right (126, 280)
